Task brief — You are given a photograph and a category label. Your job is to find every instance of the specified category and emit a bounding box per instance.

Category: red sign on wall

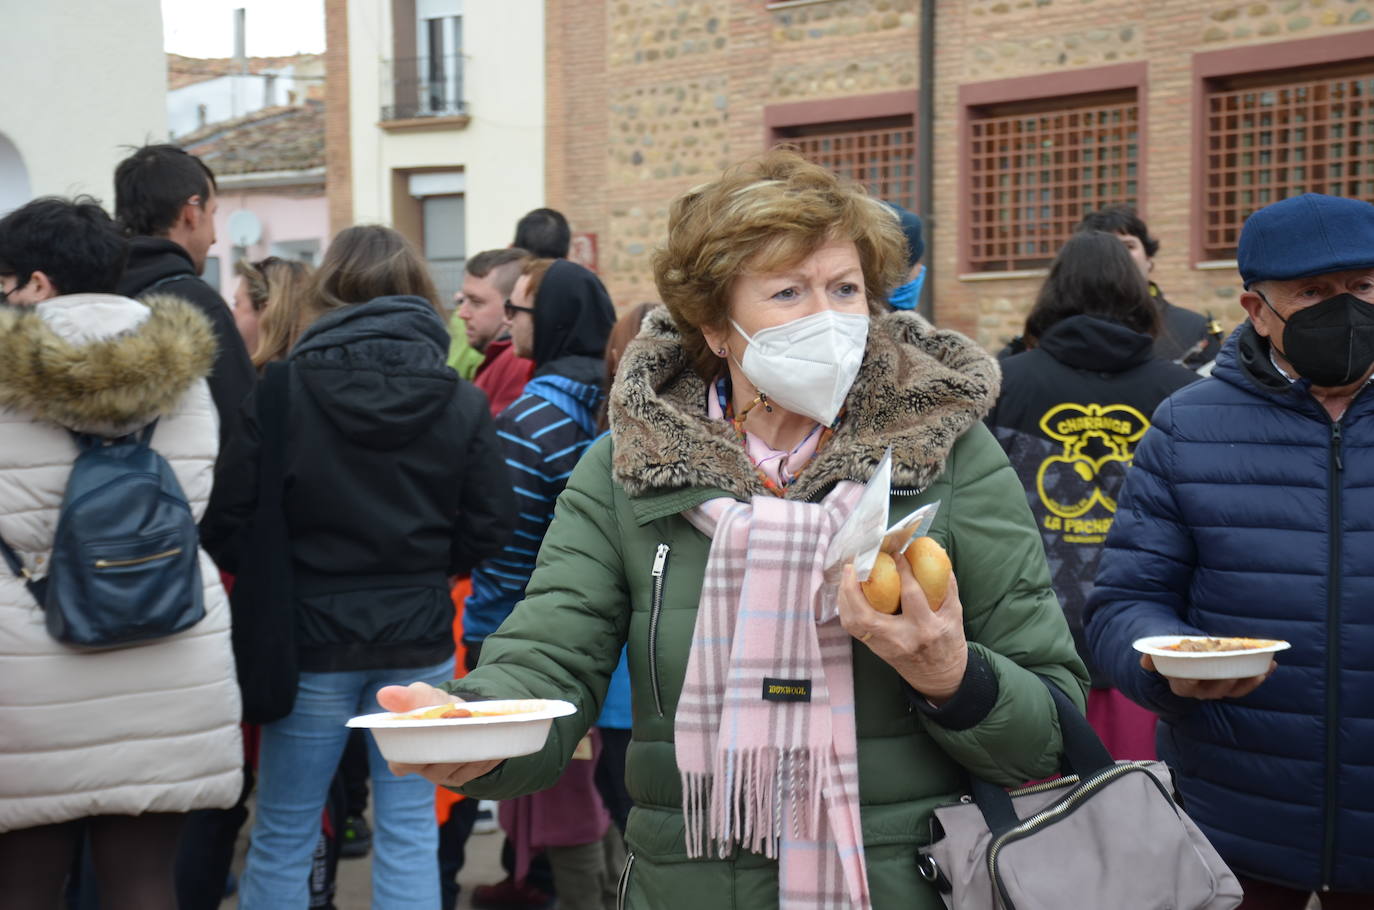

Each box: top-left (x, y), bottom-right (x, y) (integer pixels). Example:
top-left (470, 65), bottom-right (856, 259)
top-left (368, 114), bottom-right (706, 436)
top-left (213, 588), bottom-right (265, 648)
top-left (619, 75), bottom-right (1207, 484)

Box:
top-left (569, 232), bottom-right (598, 272)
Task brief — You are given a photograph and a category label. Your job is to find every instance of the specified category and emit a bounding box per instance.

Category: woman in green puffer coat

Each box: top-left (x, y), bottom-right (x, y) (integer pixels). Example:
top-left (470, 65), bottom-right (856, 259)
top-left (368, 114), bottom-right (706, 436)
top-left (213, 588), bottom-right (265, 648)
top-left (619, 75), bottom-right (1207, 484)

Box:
top-left (380, 151), bottom-right (1088, 910)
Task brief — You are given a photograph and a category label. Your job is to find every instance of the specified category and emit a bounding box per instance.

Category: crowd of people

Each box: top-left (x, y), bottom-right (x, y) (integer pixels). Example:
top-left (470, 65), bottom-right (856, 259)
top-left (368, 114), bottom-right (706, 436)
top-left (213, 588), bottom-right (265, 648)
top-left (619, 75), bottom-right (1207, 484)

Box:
top-left (0, 140), bottom-right (1371, 910)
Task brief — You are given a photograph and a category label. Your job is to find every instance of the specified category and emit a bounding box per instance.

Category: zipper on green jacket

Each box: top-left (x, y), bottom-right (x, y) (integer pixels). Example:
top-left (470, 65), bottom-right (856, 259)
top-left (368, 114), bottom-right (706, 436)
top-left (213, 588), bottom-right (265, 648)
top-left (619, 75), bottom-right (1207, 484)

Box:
top-left (649, 544), bottom-right (670, 717)
top-left (1322, 420), bottom-right (1344, 888)
top-left (616, 850), bottom-right (636, 910)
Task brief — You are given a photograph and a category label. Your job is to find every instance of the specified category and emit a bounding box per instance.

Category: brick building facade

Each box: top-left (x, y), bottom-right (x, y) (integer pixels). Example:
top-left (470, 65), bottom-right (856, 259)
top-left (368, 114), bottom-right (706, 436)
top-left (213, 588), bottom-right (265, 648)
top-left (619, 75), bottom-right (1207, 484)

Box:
top-left (544, 0), bottom-right (1374, 351)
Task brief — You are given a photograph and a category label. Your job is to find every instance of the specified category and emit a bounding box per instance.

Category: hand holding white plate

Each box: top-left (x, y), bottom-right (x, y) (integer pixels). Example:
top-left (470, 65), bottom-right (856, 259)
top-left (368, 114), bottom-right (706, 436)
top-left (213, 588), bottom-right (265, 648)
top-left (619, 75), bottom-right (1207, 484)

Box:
top-left (1133, 635), bottom-right (1290, 681)
top-left (350, 697), bottom-right (577, 766)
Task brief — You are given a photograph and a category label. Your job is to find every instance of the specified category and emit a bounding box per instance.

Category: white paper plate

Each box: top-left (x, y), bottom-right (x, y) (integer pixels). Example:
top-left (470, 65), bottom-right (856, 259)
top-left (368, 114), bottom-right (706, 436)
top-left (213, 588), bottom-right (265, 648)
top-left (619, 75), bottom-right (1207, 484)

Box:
top-left (348, 699), bottom-right (576, 764)
top-left (1132, 635), bottom-right (1290, 680)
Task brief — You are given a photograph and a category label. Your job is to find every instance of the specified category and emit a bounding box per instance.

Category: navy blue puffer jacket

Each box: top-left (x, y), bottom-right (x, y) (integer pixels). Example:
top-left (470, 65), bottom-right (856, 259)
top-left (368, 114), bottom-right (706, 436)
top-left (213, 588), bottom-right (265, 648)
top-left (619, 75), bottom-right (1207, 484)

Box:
top-left (1085, 324), bottom-right (1374, 893)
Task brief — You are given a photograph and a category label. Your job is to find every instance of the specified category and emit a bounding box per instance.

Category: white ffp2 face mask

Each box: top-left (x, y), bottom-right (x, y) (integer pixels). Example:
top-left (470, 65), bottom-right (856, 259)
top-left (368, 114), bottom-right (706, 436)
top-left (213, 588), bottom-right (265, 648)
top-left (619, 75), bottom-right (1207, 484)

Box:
top-left (730, 310), bottom-right (869, 427)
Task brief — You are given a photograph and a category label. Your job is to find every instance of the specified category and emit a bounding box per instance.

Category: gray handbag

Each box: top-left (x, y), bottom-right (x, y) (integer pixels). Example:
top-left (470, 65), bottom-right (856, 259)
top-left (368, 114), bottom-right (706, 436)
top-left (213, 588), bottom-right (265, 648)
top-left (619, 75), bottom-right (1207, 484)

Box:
top-left (917, 679), bottom-right (1243, 910)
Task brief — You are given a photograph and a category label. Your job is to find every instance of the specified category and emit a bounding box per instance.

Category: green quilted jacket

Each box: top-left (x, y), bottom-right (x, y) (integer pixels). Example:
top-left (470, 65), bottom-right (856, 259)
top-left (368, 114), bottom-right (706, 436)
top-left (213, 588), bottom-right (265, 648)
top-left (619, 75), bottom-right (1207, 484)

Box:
top-left (447, 309), bottom-right (1088, 910)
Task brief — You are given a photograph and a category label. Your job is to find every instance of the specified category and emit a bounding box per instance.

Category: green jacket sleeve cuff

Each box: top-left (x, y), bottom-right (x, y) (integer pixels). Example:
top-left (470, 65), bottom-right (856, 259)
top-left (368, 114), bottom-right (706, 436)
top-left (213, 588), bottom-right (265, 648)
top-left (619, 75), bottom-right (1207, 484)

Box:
top-left (905, 647), bottom-right (999, 731)
top-left (916, 643), bottom-right (1077, 787)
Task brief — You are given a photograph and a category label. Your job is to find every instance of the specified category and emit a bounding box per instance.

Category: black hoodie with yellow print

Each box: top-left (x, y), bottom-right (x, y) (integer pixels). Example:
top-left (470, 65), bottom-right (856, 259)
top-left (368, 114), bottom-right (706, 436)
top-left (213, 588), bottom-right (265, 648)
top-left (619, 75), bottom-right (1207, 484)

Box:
top-left (986, 313), bottom-right (1199, 684)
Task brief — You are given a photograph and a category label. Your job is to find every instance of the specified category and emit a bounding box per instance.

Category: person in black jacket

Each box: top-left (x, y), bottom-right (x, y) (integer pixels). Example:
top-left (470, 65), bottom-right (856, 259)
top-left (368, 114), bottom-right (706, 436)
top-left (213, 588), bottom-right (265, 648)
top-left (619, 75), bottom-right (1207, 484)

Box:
top-left (986, 230), bottom-right (1199, 759)
top-left (112, 146), bottom-right (260, 910)
top-left (114, 145), bottom-right (256, 452)
top-left (207, 225), bottom-right (515, 909)
top-left (1077, 205), bottom-right (1223, 370)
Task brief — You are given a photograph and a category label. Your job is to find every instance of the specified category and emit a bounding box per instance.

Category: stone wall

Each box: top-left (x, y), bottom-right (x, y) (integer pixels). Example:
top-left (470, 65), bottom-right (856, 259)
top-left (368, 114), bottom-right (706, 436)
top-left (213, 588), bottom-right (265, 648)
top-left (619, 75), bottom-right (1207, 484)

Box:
top-left (546, 0), bottom-right (1374, 349)
top-left (932, 0), bottom-right (1374, 349)
top-left (546, 0), bottom-right (921, 308)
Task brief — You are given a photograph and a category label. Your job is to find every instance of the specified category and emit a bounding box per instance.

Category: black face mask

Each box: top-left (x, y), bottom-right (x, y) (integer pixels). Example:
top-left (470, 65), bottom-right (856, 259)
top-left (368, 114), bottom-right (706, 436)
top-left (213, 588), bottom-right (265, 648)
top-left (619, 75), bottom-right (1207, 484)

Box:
top-left (1260, 291), bottom-right (1374, 388)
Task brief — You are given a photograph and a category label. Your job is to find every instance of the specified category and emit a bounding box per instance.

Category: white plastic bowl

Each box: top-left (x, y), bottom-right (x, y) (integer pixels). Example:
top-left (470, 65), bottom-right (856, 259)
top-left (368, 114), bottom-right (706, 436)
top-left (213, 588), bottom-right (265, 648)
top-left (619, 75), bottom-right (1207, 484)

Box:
top-left (1132, 635), bottom-right (1290, 680)
top-left (347, 699), bottom-right (576, 765)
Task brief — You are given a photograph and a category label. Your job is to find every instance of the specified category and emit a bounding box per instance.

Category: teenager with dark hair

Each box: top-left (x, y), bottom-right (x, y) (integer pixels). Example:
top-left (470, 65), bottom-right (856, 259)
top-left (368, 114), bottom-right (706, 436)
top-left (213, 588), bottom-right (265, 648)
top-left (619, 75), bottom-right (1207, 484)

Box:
top-left (1076, 204), bottom-right (1222, 369)
top-left (986, 230), bottom-right (1199, 758)
top-left (0, 196), bottom-right (241, 910)
top-left (512, 208), bottom-right (571, 260)
top-left (0, 196), bottom-right (129, 297)
top-left (113, 144), bottom-right (255, 451)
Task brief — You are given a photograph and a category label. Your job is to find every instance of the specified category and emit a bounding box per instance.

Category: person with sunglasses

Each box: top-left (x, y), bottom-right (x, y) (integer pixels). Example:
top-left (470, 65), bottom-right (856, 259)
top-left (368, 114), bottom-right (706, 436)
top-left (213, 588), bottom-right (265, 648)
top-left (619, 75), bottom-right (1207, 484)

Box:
top-left (459, 258), bottom-right (621, 910)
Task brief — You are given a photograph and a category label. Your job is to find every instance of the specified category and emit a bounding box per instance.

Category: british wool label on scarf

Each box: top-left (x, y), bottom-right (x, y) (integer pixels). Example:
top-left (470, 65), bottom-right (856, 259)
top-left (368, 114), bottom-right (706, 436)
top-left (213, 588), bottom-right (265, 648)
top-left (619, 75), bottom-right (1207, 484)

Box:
top-left (762, 677), bottom-right (812, 702)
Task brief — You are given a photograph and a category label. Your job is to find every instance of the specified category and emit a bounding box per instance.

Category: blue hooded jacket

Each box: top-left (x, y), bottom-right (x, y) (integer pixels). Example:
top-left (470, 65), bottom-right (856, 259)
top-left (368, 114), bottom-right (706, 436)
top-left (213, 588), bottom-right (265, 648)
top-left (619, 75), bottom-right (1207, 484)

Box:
top-left (464, 262), bottom-right (615, 642)
top-left (1085, 322), bottom-right (1374, 893)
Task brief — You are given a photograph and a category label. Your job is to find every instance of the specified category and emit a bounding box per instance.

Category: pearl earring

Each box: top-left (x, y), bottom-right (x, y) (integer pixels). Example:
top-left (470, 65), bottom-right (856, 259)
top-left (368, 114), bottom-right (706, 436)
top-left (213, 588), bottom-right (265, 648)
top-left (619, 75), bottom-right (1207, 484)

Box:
top-left (717, 346), bottom-right (726, 356)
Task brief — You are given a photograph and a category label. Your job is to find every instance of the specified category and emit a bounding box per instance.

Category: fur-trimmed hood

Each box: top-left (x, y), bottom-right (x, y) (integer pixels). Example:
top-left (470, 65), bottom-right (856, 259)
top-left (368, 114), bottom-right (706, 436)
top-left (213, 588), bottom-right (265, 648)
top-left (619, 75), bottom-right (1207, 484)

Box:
top-left (608, 307), bottom-right (999, 501)
top-left (0, 293), bottom-right (216, 436)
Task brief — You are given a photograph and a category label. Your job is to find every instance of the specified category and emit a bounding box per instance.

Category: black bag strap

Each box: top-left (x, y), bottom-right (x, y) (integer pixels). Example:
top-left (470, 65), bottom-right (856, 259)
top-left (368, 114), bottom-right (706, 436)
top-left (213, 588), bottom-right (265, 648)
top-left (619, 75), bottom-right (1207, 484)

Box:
top-left (971, 676), bottom-right (1115, 836)
top-left (257, 363), bottom-right (291, 496)
top-left (0, 532), bottom-right (41, 596)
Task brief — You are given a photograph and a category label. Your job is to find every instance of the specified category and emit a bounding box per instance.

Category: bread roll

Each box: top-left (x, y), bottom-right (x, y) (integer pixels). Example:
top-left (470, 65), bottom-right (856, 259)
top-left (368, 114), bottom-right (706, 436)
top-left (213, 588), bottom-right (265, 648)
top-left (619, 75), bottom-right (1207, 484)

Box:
top-left (861, 551), bottom-right (901, 614)
top-left (904, 537), bottom-right (951, 610)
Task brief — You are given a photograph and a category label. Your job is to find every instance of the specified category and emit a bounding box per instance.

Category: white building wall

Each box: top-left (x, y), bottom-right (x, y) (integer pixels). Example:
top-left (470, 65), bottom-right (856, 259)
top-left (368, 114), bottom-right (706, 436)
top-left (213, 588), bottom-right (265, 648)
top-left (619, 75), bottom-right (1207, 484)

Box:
top-left (0, 1), bottom-right (167, 214)
top-left (347, 0), bottom-right (545, 254)
top-left (167, 68), bottom-right (310, 138)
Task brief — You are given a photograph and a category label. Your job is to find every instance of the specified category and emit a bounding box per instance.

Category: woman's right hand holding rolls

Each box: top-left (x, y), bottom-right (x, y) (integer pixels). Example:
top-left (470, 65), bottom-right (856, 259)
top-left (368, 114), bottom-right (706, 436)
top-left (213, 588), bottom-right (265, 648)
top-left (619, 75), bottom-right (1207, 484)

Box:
top-left (838, 552), bottom-right (969, 705)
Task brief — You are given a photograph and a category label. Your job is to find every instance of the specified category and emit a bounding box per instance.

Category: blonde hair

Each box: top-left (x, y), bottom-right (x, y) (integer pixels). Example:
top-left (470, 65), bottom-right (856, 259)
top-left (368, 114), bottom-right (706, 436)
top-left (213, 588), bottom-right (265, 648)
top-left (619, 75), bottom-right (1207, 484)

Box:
top-left (310, 225), bottom-right (441, 323)
top-left (242, 257), bottom-right (316, 369)
top-left (652, 149), bottom-right (908, 380)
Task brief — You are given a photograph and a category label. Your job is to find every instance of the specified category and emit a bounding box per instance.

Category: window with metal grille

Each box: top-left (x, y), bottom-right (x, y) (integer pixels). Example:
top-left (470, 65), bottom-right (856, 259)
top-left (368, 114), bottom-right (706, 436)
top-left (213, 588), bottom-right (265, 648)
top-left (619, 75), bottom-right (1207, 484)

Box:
top-left (778, 116), bottom-right (917, 211)
top-left (967, 91), bottom-right (1139, 272)
top-left (1202, 62), bottom-right (1374, 261)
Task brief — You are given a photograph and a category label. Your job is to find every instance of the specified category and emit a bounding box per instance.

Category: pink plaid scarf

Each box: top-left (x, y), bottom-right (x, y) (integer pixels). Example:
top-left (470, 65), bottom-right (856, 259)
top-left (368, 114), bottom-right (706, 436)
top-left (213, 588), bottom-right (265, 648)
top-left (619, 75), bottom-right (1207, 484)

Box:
top-left (677, 483), bottom-right (870, 910)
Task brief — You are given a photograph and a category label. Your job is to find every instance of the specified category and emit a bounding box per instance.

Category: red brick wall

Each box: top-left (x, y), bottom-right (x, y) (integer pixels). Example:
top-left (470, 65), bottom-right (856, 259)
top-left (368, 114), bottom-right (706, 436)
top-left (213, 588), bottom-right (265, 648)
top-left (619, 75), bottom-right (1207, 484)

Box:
top-left (546, 0), bottom-right (1374, 346)
top-left (324, 0), bottom-right (352, 237)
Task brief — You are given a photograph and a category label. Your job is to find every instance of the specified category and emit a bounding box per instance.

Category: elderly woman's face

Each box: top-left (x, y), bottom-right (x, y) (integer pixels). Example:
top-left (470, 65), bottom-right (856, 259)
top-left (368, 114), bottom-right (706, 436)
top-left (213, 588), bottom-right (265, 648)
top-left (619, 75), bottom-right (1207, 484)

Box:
top-left (718, 239), bottom-right (866, 342)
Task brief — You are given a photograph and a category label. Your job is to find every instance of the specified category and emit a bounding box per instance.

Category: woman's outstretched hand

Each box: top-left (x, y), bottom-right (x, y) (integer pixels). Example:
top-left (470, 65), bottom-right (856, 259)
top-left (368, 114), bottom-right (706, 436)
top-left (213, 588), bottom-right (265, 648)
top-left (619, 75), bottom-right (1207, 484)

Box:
top-left (837, 553), bottom-right (969, 705)
top-left (374, 683), bottom-right (503, 788)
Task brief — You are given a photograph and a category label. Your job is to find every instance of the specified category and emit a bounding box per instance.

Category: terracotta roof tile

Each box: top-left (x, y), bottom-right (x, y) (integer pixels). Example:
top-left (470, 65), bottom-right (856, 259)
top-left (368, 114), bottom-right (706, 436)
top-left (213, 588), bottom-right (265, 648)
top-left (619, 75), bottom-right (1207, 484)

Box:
top-left (176, 103), bottom-right (325, 177)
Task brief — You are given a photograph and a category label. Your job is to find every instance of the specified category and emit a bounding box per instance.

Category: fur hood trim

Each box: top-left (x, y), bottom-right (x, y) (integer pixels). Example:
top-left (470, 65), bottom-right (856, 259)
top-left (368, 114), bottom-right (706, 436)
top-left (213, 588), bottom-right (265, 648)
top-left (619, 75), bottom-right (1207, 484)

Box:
top-left (608, 307), bottom-right (999, 501)
top-left (0, 293), bottom-right (216, 435)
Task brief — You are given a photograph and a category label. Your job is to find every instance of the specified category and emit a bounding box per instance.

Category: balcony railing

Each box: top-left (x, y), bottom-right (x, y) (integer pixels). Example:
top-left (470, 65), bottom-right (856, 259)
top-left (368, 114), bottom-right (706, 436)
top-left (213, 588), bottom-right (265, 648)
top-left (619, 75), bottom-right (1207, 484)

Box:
top-left (381, 54), bottom-right (466, 122)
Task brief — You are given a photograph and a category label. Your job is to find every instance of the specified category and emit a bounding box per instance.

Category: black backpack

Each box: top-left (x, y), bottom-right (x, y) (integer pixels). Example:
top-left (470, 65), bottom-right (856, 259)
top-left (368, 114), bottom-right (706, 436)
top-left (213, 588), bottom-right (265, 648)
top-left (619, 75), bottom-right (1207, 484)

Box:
top-left (0, 421), bottom-right (205, 648)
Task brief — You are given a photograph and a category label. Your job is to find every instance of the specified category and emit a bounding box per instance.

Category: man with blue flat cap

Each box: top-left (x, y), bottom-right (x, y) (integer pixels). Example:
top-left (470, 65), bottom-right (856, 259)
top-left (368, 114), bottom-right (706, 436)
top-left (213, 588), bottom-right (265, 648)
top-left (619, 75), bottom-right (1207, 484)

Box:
top-left (1085, 193), bottom-right (1374, 907)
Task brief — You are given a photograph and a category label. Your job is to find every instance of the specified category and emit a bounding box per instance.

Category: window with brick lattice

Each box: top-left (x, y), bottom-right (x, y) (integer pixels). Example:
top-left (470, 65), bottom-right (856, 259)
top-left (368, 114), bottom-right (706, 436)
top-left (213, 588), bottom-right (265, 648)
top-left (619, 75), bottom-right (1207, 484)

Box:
top-left (966, 91), bottom-right (1139, 273)
top-left (1202, 61), bottom-right (1374, 261)
top-left (777, 116), bottom-right (917, 212)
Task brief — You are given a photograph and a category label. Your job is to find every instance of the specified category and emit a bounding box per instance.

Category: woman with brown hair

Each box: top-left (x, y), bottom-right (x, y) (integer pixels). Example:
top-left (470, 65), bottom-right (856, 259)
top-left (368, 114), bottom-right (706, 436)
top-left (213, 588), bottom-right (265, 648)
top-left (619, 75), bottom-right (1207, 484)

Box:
top-left (208, 225), bottom-right (515, 909)
top-left (230, 255), bottom-right (315, 369)
top-left (986, 231), bottom-right (1199, 759)
top-left (381, 153), bottom-right (1086, 909)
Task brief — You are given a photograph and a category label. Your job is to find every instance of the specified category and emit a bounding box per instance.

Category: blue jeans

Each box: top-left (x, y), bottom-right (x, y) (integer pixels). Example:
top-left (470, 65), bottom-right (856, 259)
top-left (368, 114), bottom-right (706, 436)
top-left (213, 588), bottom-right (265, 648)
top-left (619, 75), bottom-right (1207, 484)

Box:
top-left (239, 659), bottom-right (453, 910)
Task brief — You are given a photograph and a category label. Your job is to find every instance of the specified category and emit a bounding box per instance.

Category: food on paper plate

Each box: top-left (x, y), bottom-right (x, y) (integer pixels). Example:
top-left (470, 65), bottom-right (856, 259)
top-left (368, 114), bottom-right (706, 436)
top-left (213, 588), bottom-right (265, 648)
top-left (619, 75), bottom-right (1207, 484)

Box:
top-left (393, 702), bottom-right (542, 721)
top-left (1132, 635), bottom-right (1291, 681)
top-left (348, 698), bottom-right (578, 764)
top-left (1160, 637), bottom-right (1277, 653)
top-left (395, 704), bottom-right (474, 720)
top-left (861, 551), bottom-right (902, 614)
top-left (905, 537), bottom-right (951, 610)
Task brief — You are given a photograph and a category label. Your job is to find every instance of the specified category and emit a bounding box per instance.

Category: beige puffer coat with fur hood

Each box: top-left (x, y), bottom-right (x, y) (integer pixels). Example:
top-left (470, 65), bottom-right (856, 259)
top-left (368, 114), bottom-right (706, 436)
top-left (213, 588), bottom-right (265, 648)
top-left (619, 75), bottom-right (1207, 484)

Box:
top-left (0, 293), bottom-right (242, 833)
